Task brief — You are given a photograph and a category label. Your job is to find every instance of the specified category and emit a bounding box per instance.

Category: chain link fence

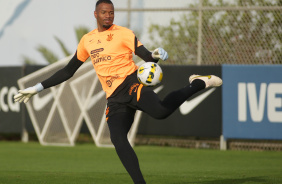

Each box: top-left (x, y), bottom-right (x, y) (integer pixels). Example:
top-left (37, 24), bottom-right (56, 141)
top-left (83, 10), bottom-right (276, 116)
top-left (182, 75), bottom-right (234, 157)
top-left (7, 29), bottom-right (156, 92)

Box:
top-left (116, 0), bottom-right (282, 65)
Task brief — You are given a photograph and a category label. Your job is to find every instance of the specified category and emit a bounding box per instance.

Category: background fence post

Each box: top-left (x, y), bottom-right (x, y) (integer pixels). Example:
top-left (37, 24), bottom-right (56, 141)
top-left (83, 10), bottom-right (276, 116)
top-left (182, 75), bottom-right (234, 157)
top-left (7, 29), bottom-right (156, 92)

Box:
top-left (21, 65), bottom-right (29, 143)
top-left (220, 135), bottom-right (227, 150)
top-left (127, 0), bottom-right (131, 29)
top-left (197, 0), bottom-right (203, 65)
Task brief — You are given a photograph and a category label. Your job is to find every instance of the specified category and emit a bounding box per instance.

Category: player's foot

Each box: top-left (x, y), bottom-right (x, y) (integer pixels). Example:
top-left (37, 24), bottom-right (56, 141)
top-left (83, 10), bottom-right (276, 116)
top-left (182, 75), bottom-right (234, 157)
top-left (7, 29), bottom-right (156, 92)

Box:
top-left (189, 75), bottom-right (222, 88)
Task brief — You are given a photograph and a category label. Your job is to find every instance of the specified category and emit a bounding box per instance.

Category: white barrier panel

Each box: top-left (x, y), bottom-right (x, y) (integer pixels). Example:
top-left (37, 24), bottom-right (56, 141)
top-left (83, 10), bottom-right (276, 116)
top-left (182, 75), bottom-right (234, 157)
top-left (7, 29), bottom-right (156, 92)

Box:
top-left (18, 57), bottom-right (143, 147)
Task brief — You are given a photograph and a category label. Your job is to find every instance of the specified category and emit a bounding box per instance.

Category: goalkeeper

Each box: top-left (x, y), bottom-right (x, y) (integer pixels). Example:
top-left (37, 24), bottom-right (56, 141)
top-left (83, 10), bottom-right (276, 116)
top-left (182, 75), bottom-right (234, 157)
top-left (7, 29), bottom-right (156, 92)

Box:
top-left (14, 0), bottom-right (222, 183)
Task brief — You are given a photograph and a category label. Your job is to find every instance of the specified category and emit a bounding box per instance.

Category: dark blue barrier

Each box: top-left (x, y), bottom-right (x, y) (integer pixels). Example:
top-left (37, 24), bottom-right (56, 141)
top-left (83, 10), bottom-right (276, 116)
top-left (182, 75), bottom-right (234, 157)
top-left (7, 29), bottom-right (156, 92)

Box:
top-left (222, 65), bottom-right (282, 140)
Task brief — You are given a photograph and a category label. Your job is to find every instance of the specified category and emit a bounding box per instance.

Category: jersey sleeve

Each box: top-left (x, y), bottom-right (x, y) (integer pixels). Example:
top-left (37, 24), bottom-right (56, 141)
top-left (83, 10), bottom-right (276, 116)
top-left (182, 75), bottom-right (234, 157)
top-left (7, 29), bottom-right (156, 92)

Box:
top-left (123, 29), bottom-right (143, 53)
top-left (76, 35), bottom-right (90, 62)
top-left (41, 52), bottom-right (83, 89)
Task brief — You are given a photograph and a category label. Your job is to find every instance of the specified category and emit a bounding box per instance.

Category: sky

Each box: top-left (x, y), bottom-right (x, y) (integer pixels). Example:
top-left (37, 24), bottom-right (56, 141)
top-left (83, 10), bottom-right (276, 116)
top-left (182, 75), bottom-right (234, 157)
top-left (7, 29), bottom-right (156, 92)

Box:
top-left (0, 0), bottom-right (192, 66)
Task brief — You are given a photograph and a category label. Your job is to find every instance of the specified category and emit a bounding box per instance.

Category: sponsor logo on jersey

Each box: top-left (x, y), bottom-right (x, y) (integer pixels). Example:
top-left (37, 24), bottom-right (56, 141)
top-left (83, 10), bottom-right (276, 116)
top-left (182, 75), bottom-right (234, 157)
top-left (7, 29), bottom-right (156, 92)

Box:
top-left (106, 75), bottom-right (119, 87)
top-left (91, 48), bottom-right (104, 54)
top-left (90, 48), bottom-right (111, 65)
top-left (106, 34), bottom-right (114, 41)
top-left (92, 56), bottom-right (112, 65)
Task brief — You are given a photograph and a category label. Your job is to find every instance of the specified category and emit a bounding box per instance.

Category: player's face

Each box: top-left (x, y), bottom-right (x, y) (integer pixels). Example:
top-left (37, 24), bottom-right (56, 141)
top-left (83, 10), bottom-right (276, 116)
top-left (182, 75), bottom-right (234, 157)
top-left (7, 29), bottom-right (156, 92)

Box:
top-left (94, 3), bottom-right (114, 32)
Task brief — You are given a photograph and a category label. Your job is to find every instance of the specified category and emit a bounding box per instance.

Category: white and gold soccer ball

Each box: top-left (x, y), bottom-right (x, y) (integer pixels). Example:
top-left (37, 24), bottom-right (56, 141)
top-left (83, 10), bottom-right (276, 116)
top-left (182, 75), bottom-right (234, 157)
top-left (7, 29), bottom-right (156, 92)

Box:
top-left (137, 62), bottom-right (163, 87)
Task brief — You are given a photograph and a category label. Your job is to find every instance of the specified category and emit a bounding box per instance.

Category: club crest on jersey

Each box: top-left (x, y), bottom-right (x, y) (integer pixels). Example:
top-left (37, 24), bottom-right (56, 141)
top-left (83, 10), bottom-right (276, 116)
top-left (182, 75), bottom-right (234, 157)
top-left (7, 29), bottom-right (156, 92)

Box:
top-left (107, 34), bottom-right (114, 41)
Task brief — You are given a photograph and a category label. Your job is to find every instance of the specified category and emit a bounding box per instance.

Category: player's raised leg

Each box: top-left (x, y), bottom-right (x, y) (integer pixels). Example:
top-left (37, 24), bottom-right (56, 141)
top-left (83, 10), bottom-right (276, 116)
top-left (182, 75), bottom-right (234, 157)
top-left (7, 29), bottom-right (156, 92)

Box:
top-left (138, 74), bottom-right (222, 119)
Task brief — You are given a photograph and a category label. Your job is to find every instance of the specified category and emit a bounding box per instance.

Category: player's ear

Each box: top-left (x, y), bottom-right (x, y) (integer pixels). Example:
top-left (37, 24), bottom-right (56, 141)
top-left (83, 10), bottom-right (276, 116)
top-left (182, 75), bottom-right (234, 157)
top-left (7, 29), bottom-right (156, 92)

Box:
top-left (94, 11), bottom-right (97, 19)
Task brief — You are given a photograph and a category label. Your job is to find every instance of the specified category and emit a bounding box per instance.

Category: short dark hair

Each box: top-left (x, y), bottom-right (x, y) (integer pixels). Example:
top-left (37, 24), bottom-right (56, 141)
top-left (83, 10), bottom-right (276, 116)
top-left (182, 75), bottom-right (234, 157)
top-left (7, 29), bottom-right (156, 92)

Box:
top-left (96, 0), bottom-right (114, 9)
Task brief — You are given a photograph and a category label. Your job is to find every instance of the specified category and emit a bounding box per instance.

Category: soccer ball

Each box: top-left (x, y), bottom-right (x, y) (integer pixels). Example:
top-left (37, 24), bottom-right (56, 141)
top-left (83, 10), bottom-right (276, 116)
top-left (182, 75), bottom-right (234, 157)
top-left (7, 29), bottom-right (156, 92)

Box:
top-left (137, 62), bottom-right (163, 86)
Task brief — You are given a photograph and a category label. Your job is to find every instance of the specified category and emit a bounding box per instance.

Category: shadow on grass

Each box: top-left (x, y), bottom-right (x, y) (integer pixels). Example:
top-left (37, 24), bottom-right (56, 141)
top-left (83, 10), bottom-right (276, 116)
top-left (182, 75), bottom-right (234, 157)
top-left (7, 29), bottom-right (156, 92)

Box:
top-left (192, 176), bottom-right (267, 184)
top-left (172, 176), bottom-right (270, 184)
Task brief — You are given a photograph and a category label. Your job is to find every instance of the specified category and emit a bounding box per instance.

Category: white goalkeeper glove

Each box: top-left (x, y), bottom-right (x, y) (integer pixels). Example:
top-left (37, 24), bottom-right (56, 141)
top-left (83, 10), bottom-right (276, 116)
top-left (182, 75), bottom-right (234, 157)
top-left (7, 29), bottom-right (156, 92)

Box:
top-left (14, 83), bottom-right (44, 103)
top-left (152, 48), bottom-right (168, 61)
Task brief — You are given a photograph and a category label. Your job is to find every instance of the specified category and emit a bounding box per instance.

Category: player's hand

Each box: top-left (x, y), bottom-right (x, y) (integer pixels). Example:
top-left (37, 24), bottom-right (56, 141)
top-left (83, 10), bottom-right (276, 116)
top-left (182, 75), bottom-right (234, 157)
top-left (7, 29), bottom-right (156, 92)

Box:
top-left (14, 83), bottom-right (44, 103)
top-left (152, 48), bottom-right (168, 61)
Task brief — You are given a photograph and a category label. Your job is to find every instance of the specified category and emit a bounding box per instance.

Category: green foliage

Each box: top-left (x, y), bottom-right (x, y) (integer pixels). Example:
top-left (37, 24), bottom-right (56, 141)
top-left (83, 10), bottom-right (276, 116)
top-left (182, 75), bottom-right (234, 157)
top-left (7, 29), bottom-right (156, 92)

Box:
top-left (54, 36), bottom-right (71, 57)
top-left (36, 45), bottom-right (59, 64)
top-left (23, 26), bottom-right (90, 65)
top-left (149, 14), bottom-right (198, 65)
top-left (148, 0), bottom-right (282, 65)
top-left (74, 26), bottom-right (90, 43)
top-left (21, 56), bottom-right (37, 65)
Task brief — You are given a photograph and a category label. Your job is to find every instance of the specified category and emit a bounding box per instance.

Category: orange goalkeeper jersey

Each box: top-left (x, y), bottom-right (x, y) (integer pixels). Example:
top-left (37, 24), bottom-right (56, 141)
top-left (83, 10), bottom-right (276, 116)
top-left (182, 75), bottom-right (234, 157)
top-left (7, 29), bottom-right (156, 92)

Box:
top-left (76, 24), bottom-right (142, 98)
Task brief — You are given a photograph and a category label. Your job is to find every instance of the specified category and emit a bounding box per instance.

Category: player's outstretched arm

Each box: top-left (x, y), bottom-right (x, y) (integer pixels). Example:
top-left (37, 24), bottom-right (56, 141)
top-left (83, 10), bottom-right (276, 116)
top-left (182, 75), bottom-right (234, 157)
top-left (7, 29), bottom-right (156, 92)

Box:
top-left (14, 52), bottom-right (84, 103)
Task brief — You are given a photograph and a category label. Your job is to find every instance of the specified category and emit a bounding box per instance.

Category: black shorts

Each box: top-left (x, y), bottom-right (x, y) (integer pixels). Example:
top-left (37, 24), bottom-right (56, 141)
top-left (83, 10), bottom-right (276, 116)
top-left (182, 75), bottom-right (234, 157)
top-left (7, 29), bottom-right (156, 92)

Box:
top-left (106, 71), bottom-right (152, 120)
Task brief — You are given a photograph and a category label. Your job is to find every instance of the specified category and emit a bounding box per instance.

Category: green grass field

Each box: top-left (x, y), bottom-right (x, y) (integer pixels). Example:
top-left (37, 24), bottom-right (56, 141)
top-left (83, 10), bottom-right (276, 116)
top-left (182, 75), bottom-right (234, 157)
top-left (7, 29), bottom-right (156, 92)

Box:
top-left (0, 141), bottom-right (282, 184)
